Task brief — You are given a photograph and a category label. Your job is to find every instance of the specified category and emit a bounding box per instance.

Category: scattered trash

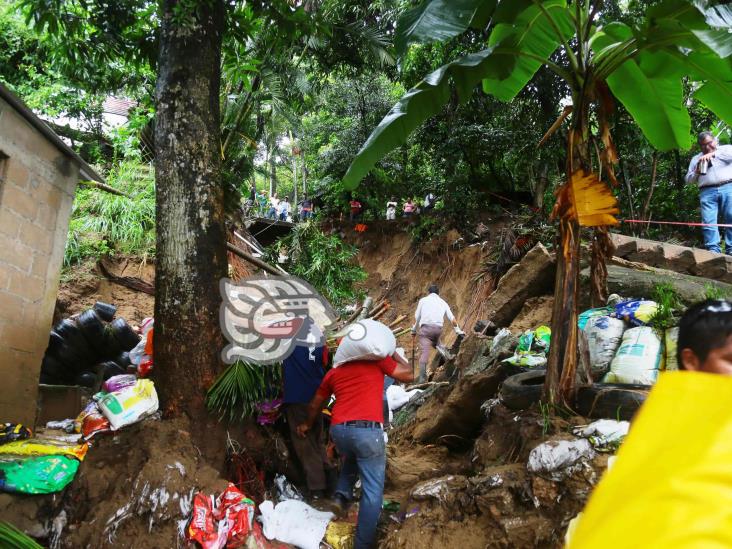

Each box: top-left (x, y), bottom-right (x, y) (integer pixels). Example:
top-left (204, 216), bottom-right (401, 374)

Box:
top-left (324, 520), bottom-right (356, 549)
top-left (382, 500), bottom-right (400, 512)
top-left (390, 506), bottom-right (420, 523)
top-left (0, 455), bottom-right (80, 494)
top-left (410, 475), bottom-right (467, 502)
top-left (573, 420), bottom-right (630, 451)
top-left (98, 379), bottom-right (159, 430)
top-left (0, 438), bottom-right (88, 460)
top-left (129, 318), bottom-right (154, 376)
top-left (603, 326), bottom-right (662, 385)
top-left (45, 419), bottom-right (75, 433)
top-left (386, 384), bottom-right (422, 412)
top-left (578, 307), bottom-right (613, 331)
top-left (273, 474), bottom-right (303, 502)
top-left (480, 398), bottom-right (501, 420)
top-left (612, 300), bottom-right (658, 327)
top-left (186, 483), bottom-right (255, 549)
top-left (664, 327), bottom-right (679, 371)
top-left (527, 439), bottom-right (596, 481)
top-left (503, 325), bottom-right (552, 367)
top-left (102, 374), bottom-right (137, 393)
top-left (0, 423), bottom-right (32, 445)
top-left (490, 328), bottom-right (514, 354)
top-left (259, 499), bottom-right (333, 549)
top-left (256, 398), bottom-right (283, 426)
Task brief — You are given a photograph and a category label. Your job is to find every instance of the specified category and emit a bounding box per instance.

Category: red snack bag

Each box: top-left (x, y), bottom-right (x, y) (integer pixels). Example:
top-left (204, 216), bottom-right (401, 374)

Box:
top-left (81, 412), bottom-right (111, 441)
top-left (215, 483), bottom-right (255, 547)
top-left (138, 359), bottom-right (153, 378)
top-left (187, 493), bottom-right (226, 549)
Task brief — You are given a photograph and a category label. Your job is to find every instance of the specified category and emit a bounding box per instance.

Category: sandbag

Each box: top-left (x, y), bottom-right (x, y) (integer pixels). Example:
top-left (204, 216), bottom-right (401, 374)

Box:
top-left (664, 327), bottom-right (679, 372)
top-left (567, 372), bottom-right (732, 548)
top-left (98, 379), bottom-right (159, 430)
top-left (613, 300), bottom-right (658, 327)
top-left (603, 326), bottom-right (662, 385)
top-left (0, 455), bottom-right (80, 494)
top-left (333, 319), bottom-right (395, 367)
top-left (578, 307), bottom-right (612, 331)
top-left (584, 316), bottom-right (626, 377)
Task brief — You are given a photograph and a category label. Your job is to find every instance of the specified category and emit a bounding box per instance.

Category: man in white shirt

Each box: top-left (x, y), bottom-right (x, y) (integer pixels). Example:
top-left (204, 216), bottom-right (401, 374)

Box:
top-left (685, 131), bottom-right (732, 253)
top-left (268, 193), bottom-right (280, 220)
top-left (410, 284), bottom-right (464, 382)
top-left (386, 197), bottom-right (398, 220)
top-left (278, 197), bottom-right (290, 221)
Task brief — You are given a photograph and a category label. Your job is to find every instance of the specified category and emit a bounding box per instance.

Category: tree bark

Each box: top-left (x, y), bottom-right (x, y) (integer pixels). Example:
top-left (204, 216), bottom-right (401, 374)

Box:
top-left (153, 0), bottom-right (227, 426)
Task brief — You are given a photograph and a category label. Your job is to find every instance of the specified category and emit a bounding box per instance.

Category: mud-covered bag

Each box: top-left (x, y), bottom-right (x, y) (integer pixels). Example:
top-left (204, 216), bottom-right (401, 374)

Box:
top-left (0, 455), bottom-right (80, 494)
top-left (603, 326), bottom-right (662, 385)
top-left (584, 316), bottom-right (626, 377)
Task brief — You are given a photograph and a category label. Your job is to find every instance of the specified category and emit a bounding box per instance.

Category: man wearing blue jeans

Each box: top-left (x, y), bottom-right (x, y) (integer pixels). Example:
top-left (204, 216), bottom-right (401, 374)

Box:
top-left (297, 352), bottom-right (413, 548)
top-left (686, 131), bottom-right (732, 253)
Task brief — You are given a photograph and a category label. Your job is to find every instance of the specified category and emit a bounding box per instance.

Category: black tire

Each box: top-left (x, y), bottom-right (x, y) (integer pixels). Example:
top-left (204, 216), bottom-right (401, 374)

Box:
top-left (499, 369), bottom-right (546, 410)
top-left (75, 371), bottom-right (99, 389)
top-left (575, 383), bottom-right (649, 421)
top-left (93, 301), bottom-right (117, 322)
top-left (48, 319), bottom-right (95, 371)
top-left (95, 360), bottom-right (126, 381)
top-left (114, 351), bottom-right (132, 367)
top-left (77, 309), bottom-right (107, 356)
top-left (46, 331), bottom-right (64, 355)
top-left (109, 318), bottom-right (140, 351)
top-left (40, 355), bottom-right (72, 384)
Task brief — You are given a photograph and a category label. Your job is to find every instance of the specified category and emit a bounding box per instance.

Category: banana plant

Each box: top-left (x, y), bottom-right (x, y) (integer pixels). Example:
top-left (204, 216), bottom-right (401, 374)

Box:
top-left (342, 0), bottom-right (732, 406)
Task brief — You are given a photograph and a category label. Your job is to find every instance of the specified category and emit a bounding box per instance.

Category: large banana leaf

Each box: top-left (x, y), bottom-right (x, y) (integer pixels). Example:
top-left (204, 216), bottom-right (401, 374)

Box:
top-left (481, 0), bottom-right (573, 102)
top-left (394, 0), bottom-right (496, 59)
top-left (592, 23), bottom-right (691, 151)
top-left (342, 48), bottom-right (499, 189)
top-left (685, 52), bottom-right (732, 126)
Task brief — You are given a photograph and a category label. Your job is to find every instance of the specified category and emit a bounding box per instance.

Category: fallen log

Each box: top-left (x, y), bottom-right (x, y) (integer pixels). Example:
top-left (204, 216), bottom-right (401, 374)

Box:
top-left (226, 242), bottom-right (286, 276)
top-left (98, 261), bottom-right (154, 295)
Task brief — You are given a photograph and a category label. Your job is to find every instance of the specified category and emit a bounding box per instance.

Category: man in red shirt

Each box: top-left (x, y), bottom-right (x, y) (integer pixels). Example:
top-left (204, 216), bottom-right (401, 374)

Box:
top-left (349, 198), bottom-right (362, 222)
top-left (297, 352), bottom-right (413, 548)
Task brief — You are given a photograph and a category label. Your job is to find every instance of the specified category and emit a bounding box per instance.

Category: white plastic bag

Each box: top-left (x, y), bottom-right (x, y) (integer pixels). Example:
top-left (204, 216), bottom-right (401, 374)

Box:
top-left (98, 379), bottom-right (159, 430)
top-left (129, 318), bottom-right (154, 366)
top-left (386, 384), bottom-right (422, 412)
top-left (259, 499), bottom-right (333, 549)
top-left (527, 439), bottom-right (595, 481)
top-left (584, 316), bottom-right (625, 375)
top-left (603, 326), bottom-right (662, 385)
top-left (333, 319), bottom-right (396, 367)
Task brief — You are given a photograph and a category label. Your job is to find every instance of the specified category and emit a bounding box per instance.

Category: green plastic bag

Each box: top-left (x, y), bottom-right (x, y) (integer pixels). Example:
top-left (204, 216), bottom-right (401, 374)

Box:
top-left (0, 455), bottom-right (80, 494)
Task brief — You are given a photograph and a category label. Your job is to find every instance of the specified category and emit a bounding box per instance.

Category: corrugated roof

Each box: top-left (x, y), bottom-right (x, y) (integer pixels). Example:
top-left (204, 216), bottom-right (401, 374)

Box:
top-left (0, 82), bottom-right (105, 183)
top-left (103, 97), bottom-right (136, 117)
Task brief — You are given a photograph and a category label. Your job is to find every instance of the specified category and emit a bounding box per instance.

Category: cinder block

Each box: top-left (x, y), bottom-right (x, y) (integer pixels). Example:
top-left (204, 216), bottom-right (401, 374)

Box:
top-left (30, 253), bottom-right (49, 279)
top-left (660, 243), bottom-right (696, 272)
top-left (0, 209), bottom-right (22, 239)
top-left (18, 221), bottom-right (53, 255)
top-left (0, 291), bottom-right (26, 319)
top-left (0, 241), bottom-right (33, 273)
top-left (3, 182), bottom-right (39, 221)
top-left (627, 238), bottom-right (665, 267)
top-left (4, 159), bottom-right (30, 189)
top-left (694, 254), bottom-right (732, 281)
top-left (7, 270), bottom-right (45, 302)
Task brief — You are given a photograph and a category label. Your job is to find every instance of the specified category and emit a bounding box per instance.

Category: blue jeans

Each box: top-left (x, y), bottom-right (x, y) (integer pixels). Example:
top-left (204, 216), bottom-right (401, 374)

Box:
top-left (700, 184), bottom-right (732, 253)
top-left (330, 423), bottom-right (385, 548)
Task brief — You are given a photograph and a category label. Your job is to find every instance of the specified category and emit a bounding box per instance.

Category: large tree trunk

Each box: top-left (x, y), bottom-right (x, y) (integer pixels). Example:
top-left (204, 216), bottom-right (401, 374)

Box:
top-left (153, 0), bottom-right (227, 429)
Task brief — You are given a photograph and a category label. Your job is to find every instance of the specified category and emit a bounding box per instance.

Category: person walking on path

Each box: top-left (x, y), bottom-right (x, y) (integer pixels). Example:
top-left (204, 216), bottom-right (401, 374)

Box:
top-left (411, 284), bottom-right (464, 383)
top-left (685, 131), bottom-right (732, 253)
top-left (297, 349), bottom-right (413, 548)
top-left (403, 198), bottom-right (416, 218)
top-left (385, 197), bottom-right (398, 220)
top-left (423, 191), bottom-right (436, 212)
top-left (257, 190), bottom-right (269, 217)
top-left (282, 330), bottom-right (330, 497)
top-left (301, 196), bottom-right (314, 221)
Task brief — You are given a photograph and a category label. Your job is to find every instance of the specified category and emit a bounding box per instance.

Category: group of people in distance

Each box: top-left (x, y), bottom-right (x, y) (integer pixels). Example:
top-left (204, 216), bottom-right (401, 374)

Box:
top-left (247, 185), bottom-right (314, 222)
top-left (349, 192), bottom-right (437, 222)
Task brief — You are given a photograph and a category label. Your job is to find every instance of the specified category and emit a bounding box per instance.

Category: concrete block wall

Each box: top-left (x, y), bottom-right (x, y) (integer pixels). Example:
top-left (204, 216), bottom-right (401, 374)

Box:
top-left (0, 97), bottom-right (79, 427)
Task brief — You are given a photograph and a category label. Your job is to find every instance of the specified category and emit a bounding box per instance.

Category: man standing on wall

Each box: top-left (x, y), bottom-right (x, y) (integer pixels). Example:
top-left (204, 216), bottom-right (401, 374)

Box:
top-left (411, 284), bottom-right (464, 383)
top-left (685, 131), bottom-right (732, 253)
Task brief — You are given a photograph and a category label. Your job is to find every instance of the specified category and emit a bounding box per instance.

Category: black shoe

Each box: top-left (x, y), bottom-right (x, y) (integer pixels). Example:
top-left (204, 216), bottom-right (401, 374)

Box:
top-left (331, 492), bottom-right (350, 515)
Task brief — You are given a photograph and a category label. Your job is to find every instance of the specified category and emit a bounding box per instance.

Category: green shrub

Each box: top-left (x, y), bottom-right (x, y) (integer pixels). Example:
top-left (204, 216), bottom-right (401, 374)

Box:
top-left (64, 160), bottom-right (155, 267)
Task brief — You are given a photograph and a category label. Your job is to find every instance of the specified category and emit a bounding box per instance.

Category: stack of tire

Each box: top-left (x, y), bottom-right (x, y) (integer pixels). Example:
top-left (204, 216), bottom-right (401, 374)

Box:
top-left (40, 301), bottom-right (141, 389)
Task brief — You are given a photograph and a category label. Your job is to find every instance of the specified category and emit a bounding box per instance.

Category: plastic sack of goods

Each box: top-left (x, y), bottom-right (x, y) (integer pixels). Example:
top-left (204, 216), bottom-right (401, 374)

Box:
top-left (603, 326), bottom-right (662, 385)
top-left (98, 379), bottom-right (159, 430)
top-left (0, 455), bottom-right (80, 494)
top-left (333, 319), bottom-right (396, 367)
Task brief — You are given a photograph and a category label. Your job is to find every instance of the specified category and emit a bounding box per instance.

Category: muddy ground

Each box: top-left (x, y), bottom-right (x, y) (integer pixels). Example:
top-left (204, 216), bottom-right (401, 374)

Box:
top-left (8, 218), bottom-right (607, 548)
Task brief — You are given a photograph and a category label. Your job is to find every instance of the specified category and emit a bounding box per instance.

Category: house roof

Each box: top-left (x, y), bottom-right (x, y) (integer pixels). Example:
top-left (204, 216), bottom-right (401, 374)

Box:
top-left (0, 82), bottom-right (105, 183)
top-left (103, 96), bottom-right (136, 117)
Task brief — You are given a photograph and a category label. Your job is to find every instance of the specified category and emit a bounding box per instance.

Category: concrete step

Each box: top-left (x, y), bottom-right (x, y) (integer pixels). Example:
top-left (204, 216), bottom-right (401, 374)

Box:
top-left (610, 232), bottom-right (732, 284)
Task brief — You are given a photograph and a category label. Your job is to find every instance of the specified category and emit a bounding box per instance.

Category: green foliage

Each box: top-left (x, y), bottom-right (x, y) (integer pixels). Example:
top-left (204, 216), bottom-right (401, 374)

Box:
top-left (0, 522), bottom-right (43, 549)
top-left (64, 161), bottom-right (155, 267)
top-left (205, 361), bottom-right (282, 421)
top-left (264, 222), bottom-right (367, 309)
top-left (408, 214), bottom-right (446, 243)
top-left (649, 283), bottom-right (683, 331)
top-left (704, 282), bottom-right (732, 301)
